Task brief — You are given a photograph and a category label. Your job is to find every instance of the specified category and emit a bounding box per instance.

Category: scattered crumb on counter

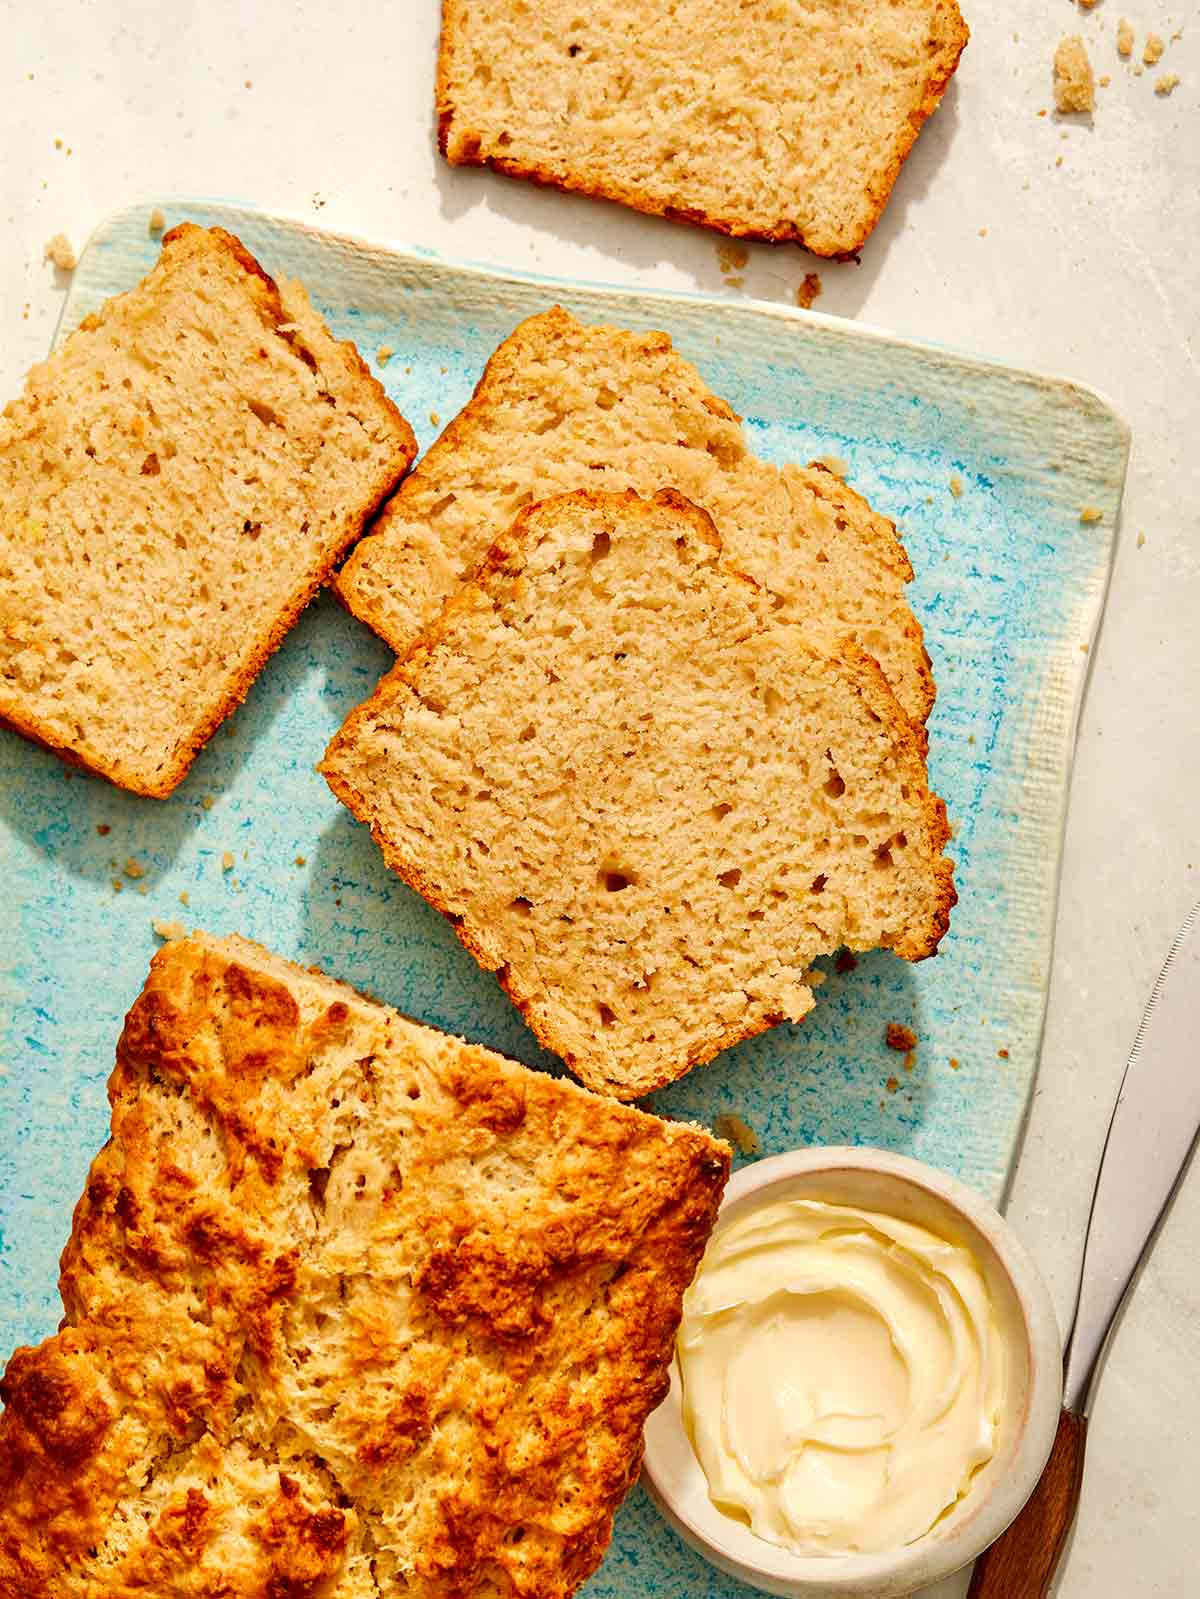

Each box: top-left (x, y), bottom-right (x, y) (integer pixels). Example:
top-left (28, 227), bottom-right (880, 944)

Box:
top-left (1171, 28), bottom-right (1184, 40)
top-left (1144, 33), bottom-right (1165, 65)
top-left (1078, 0), bottom-right (1098, 8)
top-left (152, 918), bottom-right (187, 941)
top-left (1098, 74), bottom-right (1111, 87)
top-left (244, 78), bottom-right (253, 89)
top-left (1056, 154), bottom-right (1065, 166)
top-left (835, 950), bottom-right (858, 974)
top-left (713, 1113), bottom-right (761, 1157)
top-left (998, 1048), bottom-right (1010, 1060)
top-left (295, 854), bottom-right (307, 867)
top-left (96, 823), bottom-right (110, 836)
top-left (818, 455), bottom-right (849, 477)
top-left (724, 275), bottom-right (744, 289)
top-left (111, 878), bottom-right (124, 893)
top-left (148, 208), bottom-right (165, 234)
top-left (201, 794), bottom-right (214, 810)
top-left (949, 1057), bottom-right (961, 1070)
top-left (429, 411), bottom-right (441, 426)
top-left (949, 474), bottom-right (964, 497)
top-left (221, 851), bottom-right (235, 872)
top-left (796, 271), bottom-right (823, 309)
top-left (1080, 642), bottom-right (1090, 653)
top-left (717, 241), bottom-right (749, 275)
top-left (1155, 73), bottom-right (1181, 94)
top-left (43, 232), bottom-right (77, 271)
top-left (886, 1022), bottom-right (918, 1053)
top-left (978, 227), bottom-right (988, 237)
top-left (123, 857), bottom-right (145, 880)
top-left (1054, 36), bottom-right (1096, 113)
top-left (885, 1076), bottom-right (900, 1094)
top-left (1137, 531), bottom-right (1146, 548)
top-left (178, 891), bottom-right (190, 905)
top-left (376, 345), bottom-right (395, 366)
top-left (1080, 505), bottom-right (1103, 522)
top-left (1117, 18), bottom-right (1135, 57)
top-left (1134, 62), bottom-right (1144, 75)
top-left (903, 1051), bottom-right (916, 1073)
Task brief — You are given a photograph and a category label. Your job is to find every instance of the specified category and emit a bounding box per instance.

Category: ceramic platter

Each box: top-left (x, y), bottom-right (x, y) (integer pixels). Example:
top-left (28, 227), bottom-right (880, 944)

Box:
top-left (0, 200), bottom-right (1129, 1597)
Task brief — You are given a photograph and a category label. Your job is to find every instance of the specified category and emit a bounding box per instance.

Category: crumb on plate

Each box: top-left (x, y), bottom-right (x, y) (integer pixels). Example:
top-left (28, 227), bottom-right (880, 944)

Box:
top-left (1144, 33), bottom-right (1165, 65)
top-left (1155, 73), bottom-right (1181, 95)
top-left (1117, 18), bottom-right (1135, 57)
top-left (717, 241), bottom-right (749, 275)
top-left (796, 271), bottom-right (822, 309)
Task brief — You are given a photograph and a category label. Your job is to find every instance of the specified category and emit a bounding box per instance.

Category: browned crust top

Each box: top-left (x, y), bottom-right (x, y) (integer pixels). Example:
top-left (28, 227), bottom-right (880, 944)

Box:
top-left (0, 935), bottom-right (728, 1597)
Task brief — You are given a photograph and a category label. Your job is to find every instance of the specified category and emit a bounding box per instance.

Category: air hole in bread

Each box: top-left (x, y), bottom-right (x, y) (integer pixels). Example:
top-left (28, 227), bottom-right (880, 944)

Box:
top-left (824, 769), bottom-right (845, 797)
top-left (874, 845), bottom-right (894, 870)
top-left (762, 685), bottom-right (785, 716)
top-left (307, 1166), bottom-right (331, 1208)
top-left (718, 867), bottom-right (741, 888)
top-left (598, 1002), bottom-right (616, 1027)
top-left (509, 896), bottom-right (533, 916)
top-left (407, 1084), bottom-right (421, 1100)
top-left (590, 530), bottom-right (612, 562)
top-left (711, 801), bottom-right (733, 821)
top-left (140, 452), bottom-right (160, 477)
top-left (247, 398), bottom-right (284, 429)
top-left (811, 874), bottom-right (828, 892)
top-left (602, 870), bottom-right (636, 892)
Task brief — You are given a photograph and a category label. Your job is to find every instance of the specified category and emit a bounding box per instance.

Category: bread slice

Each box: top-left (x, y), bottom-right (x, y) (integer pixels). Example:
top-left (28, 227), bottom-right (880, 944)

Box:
top-left (437, 0), bottom-right (968, 258)
top-left (336, 306), bottom-right (934, 728)
top-left (0, 931), bottom-right (728, 1599)
top-left (0, 224), bottom-right (416, 798)
top-left (323, 490), bottom-right (955, 1100)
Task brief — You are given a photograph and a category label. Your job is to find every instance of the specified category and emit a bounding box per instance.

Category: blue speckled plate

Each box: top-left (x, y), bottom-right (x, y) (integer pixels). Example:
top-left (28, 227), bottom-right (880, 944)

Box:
top-left (0, 203), bottom-right (1128, 1597)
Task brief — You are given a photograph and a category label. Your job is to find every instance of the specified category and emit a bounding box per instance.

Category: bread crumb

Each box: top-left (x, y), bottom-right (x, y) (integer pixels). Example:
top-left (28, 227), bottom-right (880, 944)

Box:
top-left (1080, 642), bottom-right (1090, 653)
top-left (724, 275), bottom-right (744, 289)
top-left (148, 208), bottom-right (166, 234)
top-left (111, 878), bottom-right (124, 893)
top-left (978, 226), bottom-right (988, 237)
top-left (43, 232), bottom-right (77, 272)
top-left (123, 857), bottom-right (145, 880)
top-left (430, 411), bottom-right (441, 426)
top-left (1134, 62), bottom-right (1144, 75)
top-left (1144, 33), bottom-right (1165, 65)
top-left (244, 78), bottom-right (253, 89)
top-left (1099, 74), bottom-right (1111, 87)
top-left (1117, 18), bottom-right (1135, 57)
top-left (903, 1051), bottom-right (916, 1073)
top-left (949, 474), bottom-right (964, 497)
top-left (795, 271), bottom-right (822, 309)
top-left (295, 854), bottom-right (307, 867)
top-left (817, 455), bottom-right (849, 477)
top-left (998, 1048), bottom-right (1010, 1060)
top-left (1056, 154), bottom-right (1065, 166)
top-left (835, 950), bottom-right (858, 974)
top-left (1054, 36), bottom-right (1096, 112)
top-left (717, 241), bottom-right (749, 275)
top-left (1080, 505), bottom-right (1103, 523)
top-left (96, 822), bottom-right (111, 836)
top-left (179, 890), bottom-right (190, 905)
top-left (1078, 0), bottom-right (1099, 8)
top-left (886, 1022), bottom-right (918, 1053)
top-left (221, 851), bottom-right (235, 871)
top-left (377, 345), bottom-right (395, 366)
top-left (1171, 28), bottom-right (1184, 41)
top-left (949, 1056), bottom-right (961, 1070)
top-left (885, 1076), bottom-right (900, 1094)
top-left (1155, 72), bottom-right (1181, 94)
top-left (152, 918), bottom-right (187, 940)
top-left (1137, 531), bottom-right (1146, 548)
top-left (201, 794), bottom-right (214, 810)
top-left (712, 1113), bottom-right (761, 1156)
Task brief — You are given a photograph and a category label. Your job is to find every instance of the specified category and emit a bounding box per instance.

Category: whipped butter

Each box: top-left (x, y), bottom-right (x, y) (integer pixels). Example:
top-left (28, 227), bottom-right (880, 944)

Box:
top-left (677, 1196), bottom-right (1007, 1557)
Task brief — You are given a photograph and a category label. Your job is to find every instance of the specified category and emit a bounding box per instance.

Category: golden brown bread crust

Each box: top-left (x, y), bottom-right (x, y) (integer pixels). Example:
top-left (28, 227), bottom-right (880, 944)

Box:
top-left (324, 488), bottom-right (955, 1099)
top-left (0, 224), bottom-right (417, 799)
top-left (0, 934), bottom-right (729, 1596)
top-left (435, 2), bottom-right (969, 259)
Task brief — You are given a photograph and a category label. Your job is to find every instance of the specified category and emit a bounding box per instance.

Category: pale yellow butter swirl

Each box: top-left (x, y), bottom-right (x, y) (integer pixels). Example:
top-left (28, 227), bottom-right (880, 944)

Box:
top-left (678, 1197), bottom-right (1006, 1556)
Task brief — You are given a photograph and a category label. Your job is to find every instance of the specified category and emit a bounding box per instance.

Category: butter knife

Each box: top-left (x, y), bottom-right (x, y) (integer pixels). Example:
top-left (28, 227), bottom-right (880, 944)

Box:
top-left (968, 897), bottom-right (1200, 1598)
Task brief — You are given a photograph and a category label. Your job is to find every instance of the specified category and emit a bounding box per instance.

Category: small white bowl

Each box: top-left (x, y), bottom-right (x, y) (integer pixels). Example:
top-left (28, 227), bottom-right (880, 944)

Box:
top-left (643, 1147), bottom-right (1062, 1598)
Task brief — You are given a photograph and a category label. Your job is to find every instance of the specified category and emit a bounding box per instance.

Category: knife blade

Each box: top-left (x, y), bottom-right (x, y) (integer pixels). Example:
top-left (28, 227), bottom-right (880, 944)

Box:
top-left (968, 896), bottom-right (1200, 1598)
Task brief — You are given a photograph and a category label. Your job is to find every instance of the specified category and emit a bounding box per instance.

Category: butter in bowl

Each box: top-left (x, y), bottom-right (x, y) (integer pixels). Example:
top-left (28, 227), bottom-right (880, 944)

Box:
top-left (643, 1148), bottom-right (1062, 1598)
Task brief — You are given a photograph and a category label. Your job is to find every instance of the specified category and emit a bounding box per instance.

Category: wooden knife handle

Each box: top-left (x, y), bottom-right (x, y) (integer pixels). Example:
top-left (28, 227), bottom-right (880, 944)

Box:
top-left (967, 1408), bottom-right (1088, 1599)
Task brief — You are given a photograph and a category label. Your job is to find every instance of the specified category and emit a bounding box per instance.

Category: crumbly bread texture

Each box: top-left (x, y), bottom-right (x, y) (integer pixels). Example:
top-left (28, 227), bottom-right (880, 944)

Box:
top-left (323, 490), bottom-right (955, 1100)
top-left (337, 307), bottom-right (934, 728)
top-left (1054, 36), bottom-right (1096, 113)
top-left (0, 932), bottom-right (728, 1599)
top-left (0, 224), bottom-right (416, 797)
top-left (436, 0), bottom-right (968, 257)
